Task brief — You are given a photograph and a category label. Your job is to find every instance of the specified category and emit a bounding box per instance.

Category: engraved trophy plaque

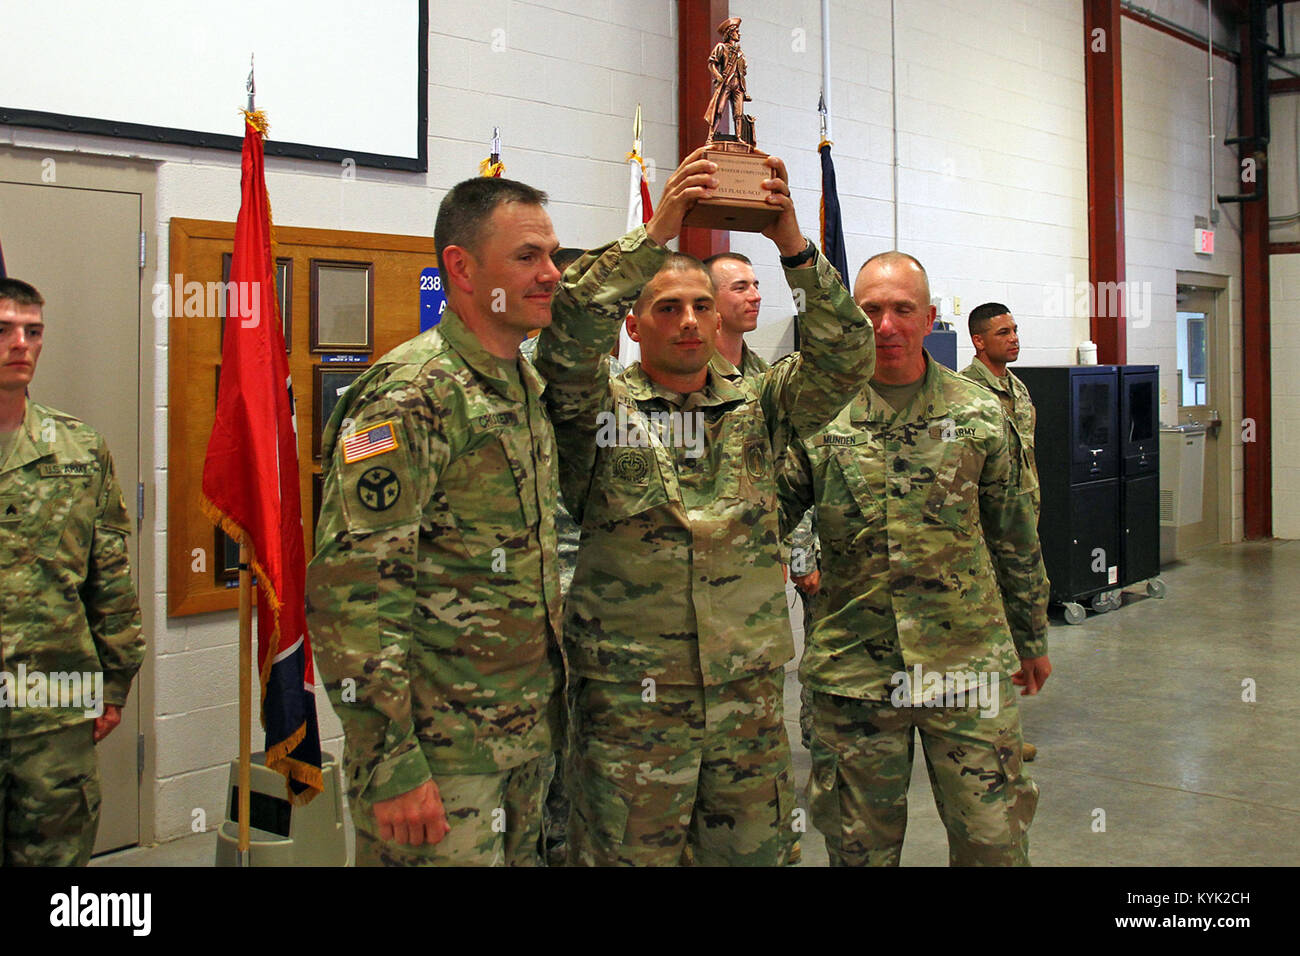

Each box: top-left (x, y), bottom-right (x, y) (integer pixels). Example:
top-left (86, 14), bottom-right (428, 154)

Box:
top-left (683, 16), bottom-right (780, 232)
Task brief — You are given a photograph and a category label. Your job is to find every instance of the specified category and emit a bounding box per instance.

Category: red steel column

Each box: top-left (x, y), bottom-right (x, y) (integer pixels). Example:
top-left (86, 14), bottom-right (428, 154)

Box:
top-left (1084, 0), bottom-right (1128, 364)
top-left (1240, 11), bottom-right (1272, 538)
top-left (678, 0), bottom-right (730, 260)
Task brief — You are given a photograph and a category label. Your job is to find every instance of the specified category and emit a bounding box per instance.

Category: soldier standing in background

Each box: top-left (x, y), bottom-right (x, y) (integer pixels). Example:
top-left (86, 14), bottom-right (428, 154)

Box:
top-left (778, 252), bottom-right (1050, 866)
top-left (705, 252), bottom-right (768, 379)
top-left (0, 278), bottom-right (145, 866)
top-left (962, 301), bottom-right (1042, 761)
top-left (535, 147), bottom-right (874, 866)
top-left (962, 302), bottom-right (1039, 515)
top-left (703, 250), bottom-right (815, 865)
top-left (705, 251), bottom-right (820, 760)
top-left (307, 178), bottom-right (566, 866)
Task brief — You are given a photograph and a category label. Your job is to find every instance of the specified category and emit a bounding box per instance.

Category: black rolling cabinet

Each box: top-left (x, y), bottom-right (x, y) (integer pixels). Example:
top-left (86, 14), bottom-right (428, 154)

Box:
top-left (1017, 366), bottom-right (1123, 624)
top-left (1119, 366), bottom-right (1162, 590)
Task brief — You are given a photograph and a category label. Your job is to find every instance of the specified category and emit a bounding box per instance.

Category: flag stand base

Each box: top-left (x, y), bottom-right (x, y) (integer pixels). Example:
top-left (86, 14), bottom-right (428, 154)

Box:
top-left (214, 752), bottom-right (348, 867)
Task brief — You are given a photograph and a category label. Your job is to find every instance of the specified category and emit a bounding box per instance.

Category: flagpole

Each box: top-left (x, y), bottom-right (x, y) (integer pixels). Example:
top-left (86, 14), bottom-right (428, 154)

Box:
top-left (820, 0), bottom-right (833, 142)
top-left (237, 54), bottom-right (256, 867)
top-left (237, 541), bottom-right (253, 863)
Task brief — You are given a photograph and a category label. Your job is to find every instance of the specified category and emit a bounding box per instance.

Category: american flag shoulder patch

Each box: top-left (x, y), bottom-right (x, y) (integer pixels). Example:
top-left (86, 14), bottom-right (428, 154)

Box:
top-left (342, 421), bottom-right (400, 464)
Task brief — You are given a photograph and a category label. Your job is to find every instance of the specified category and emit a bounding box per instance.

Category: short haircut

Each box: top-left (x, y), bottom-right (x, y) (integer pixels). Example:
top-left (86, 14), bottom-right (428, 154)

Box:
top-left (0, 277), bottom-right (44, 308)
top-left (969, 301), bottom-right (1012, 337)
top-left (702, 251), bottom-right (753, 271)
top-left (633, 253), bottom-right (714, 316)
top-left (855, 250), bottom-right (931, 304)
top-left (433, 176), bottom-right (549, 275)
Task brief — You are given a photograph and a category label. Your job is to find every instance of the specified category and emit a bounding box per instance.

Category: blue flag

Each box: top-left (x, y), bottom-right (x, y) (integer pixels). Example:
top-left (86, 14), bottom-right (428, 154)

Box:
top-left (0, 237), bottom-right (7, 279)
top-left (819, 140), bottom-right (850, 287)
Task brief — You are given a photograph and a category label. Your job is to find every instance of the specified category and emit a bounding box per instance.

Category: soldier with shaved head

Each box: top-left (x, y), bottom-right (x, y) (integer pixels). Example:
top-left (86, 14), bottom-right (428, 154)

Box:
top-left (777, 252), bottom-right (1051, 866)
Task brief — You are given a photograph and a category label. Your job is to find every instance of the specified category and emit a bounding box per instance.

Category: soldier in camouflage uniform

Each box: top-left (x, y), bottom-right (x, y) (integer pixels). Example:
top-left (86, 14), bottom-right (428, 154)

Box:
top-left (785, 509), bottom-right (820, 750)
top-left (961, 302), bottom-right (1039, 516)
top-left (777, 253), bottom-right (1051, 866)
top-left (704, 252), bottom-right (769, 380)
top-left (519, 251), bottom-right (626, 596)
top-left (519, 259), bottom-right (624, 867)
top-left (0, 278), bottom-right (144, 866)
top-left (703, 252), bottom-right (821, 754)
top-left (306, 178), bottom-right (567, 866)
top-left (702, 252), bottom-right (814, 865)
top-left (534, 148), bottom-right (874, 866)
top-left (962, 302), bottom-right (1042, 763)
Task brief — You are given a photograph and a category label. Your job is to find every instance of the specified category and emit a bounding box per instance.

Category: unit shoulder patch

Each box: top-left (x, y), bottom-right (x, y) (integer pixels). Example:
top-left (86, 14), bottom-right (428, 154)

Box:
top-left (356, 467), bottom-right (401, 511)
top-left (611, 448), bottom-right (652, 485)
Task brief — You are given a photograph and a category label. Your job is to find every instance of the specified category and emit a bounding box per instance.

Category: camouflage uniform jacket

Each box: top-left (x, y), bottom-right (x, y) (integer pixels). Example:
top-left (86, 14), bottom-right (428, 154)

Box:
top-left (306, 310), bottom-right (565, 801)
top-left (961, 359), bottom-right (1039, 495)
top-left (519, 334), bottom-right (623, 595)
top-left (0, 401), bottom-right (143, 736)
top-left (711, 345), bottom-right (819, 569)
top-left (777, 353), bottom-right (1049, 701)
top-left (709, 342), bottom-right (771, 380)
top-left (535, 225), bottom-right (874, 687)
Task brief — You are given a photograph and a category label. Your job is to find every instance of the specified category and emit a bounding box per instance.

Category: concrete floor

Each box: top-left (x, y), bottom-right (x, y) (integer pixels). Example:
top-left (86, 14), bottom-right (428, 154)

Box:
top-left (92, 539), bottom-right (1300, 867)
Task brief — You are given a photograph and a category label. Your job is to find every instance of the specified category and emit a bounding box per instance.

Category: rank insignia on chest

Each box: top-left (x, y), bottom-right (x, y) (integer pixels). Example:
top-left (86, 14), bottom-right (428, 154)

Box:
top-left (0, 498), bottom-right (21, 524)
top-left (356, 467), bottom-right (401, 511)
top-left (611, 448), bottom-right (652, 485)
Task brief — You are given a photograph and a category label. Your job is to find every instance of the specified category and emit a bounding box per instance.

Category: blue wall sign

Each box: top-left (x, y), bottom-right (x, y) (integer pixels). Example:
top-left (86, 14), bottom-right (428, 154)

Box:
top-left (420, 267), bottom-right (448, 332)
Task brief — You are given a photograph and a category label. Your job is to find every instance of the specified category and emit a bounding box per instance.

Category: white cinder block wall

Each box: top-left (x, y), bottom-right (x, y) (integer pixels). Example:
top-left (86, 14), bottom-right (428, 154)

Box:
top-left (1121, 18), bottom-right (1245, 542)
top-left (730, 0), bottom-right (1090, 370)
top-left (0, 0), bottom-right (1264, 844)
top-left (1268, 11), bottom-right (1300, 539)
top-left (1270, 255), bottom-right (1300, 539)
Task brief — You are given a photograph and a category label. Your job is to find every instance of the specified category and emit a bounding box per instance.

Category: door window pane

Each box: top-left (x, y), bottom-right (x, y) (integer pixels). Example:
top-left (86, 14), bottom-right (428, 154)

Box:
top-left (1177, 311), bottom-right (1209, 406)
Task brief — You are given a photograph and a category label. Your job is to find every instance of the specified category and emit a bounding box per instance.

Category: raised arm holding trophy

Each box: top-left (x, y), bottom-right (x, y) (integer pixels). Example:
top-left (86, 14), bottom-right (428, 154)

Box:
top-left (685, 16), bottom-right (781, 232)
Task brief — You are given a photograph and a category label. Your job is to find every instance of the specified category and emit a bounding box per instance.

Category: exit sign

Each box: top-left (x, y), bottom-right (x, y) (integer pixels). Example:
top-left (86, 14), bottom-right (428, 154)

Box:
top-left (1194, 228), bottom-right (1215, 255)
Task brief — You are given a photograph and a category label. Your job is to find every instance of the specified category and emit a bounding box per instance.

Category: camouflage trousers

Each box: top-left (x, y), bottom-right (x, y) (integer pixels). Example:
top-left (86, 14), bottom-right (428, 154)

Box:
top-left (566, 670), bottom-right (796, 866)
top-left (543, 752), bottom-right (569, 866)
top-left (808, 680), bottom-right (1037, 866)
top-left (796, 587), bottom-right (820, 750)
top-left (353, 752), bottom-right (553, 867)
top-left (0, 723), bottom-right (100, 866)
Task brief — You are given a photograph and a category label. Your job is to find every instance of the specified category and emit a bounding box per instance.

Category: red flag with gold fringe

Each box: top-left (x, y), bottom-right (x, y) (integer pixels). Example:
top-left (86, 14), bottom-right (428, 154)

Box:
top-left (202, 110), bottom-right (322, 804)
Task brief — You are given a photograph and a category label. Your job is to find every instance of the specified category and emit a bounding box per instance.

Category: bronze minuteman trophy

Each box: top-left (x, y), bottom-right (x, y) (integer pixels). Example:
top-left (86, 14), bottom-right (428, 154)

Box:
top-left (684, 16), bottom-right (780, 232)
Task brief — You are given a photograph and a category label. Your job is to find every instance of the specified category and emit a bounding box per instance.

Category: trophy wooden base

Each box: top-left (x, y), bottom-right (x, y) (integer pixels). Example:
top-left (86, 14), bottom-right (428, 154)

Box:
top-left (683, 146), bottom-right (779, 233)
